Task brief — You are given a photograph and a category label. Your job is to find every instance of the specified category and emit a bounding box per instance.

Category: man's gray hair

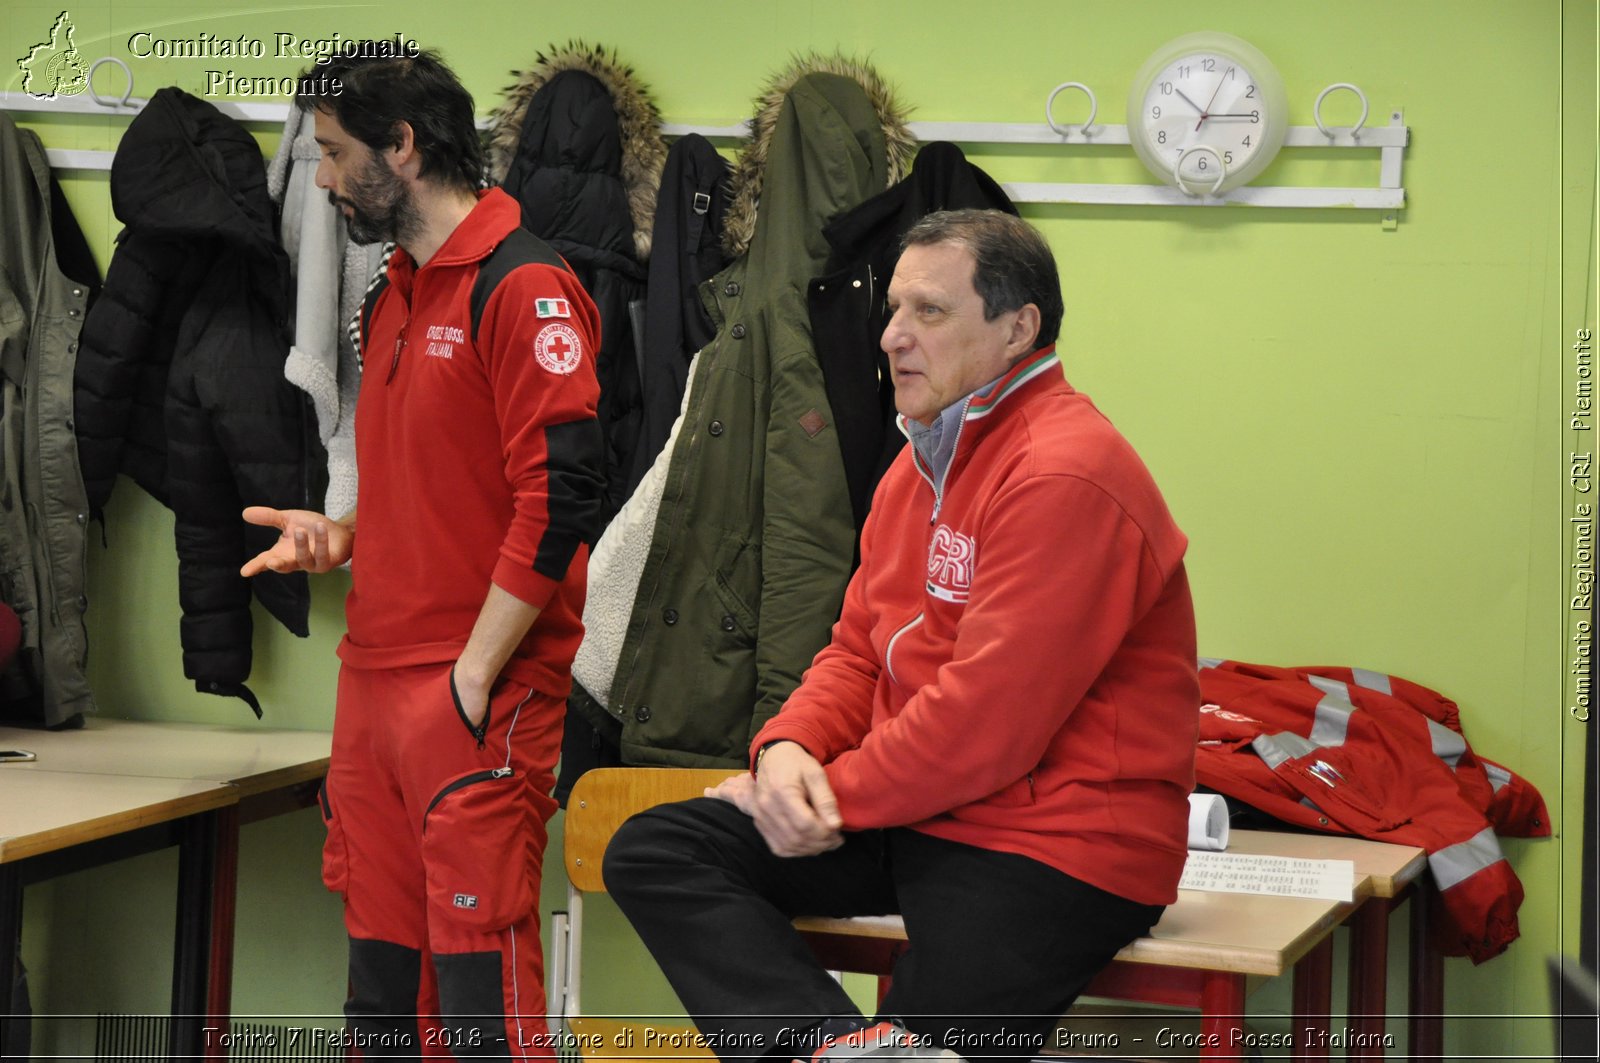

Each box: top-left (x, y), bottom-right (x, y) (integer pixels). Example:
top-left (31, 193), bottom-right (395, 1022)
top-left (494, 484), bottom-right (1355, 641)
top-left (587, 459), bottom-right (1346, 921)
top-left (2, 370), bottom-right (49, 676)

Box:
top-left (900, 209), bottom-right (1063, 348)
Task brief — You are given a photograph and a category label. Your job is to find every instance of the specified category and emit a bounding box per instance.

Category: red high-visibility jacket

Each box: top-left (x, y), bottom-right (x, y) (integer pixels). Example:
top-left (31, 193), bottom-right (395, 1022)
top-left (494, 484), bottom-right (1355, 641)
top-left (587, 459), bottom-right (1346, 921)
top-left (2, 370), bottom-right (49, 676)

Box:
top-left (1196, 659), bottom-right (1548, 964)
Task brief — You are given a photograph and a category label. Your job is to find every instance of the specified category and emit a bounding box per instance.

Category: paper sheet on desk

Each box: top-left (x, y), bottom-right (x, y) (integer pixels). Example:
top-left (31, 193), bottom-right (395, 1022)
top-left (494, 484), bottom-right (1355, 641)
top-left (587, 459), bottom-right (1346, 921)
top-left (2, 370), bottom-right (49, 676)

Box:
top-left (1179, 851), bottom-right (1355, 901)
top-left (1187, 793), bottom-right (1229, 850)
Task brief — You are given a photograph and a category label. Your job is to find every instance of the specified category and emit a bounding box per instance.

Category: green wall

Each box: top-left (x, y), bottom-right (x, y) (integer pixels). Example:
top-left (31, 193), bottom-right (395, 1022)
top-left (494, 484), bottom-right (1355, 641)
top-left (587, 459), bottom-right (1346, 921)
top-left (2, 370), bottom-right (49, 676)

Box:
top-left (3, 0), bottom-right (1593, 1058)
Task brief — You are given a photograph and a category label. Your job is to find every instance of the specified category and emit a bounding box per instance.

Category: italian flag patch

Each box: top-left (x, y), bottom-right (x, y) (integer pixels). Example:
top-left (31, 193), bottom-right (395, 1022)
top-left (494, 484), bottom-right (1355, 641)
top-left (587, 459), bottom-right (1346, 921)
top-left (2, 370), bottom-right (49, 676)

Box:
top-left (535, 298), bottom-right (571, 319)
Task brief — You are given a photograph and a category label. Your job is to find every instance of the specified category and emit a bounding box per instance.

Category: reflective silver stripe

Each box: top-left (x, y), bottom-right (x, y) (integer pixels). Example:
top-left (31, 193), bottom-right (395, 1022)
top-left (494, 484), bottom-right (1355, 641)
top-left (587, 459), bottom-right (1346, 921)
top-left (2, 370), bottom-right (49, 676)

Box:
top-left (1307, 676), bottom-right (1354, 748)
top-left (1253, 731), bottom-right (1318, 770)
top-left (1429, 827), bottom-right (1504, 891)
top-left (1484, 762), bottom-right (1512, 793)
top-left (1308, 674), bottom-right (1352, 702)
top-left (1426, 719), bottom-right (1467, 769)
top-left (1198, 656), bottom-right (1224, 669)
top-left (1352, 667), bottom-right (1393, 694)
top-left (1311, 696), bottom-right (1353, 748)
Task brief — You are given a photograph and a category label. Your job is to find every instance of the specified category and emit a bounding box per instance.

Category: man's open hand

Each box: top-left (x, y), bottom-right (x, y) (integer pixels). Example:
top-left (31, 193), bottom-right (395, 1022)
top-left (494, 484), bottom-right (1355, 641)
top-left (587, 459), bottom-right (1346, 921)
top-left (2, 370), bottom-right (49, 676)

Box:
top-left (240, 507), bottom-right (353, 576)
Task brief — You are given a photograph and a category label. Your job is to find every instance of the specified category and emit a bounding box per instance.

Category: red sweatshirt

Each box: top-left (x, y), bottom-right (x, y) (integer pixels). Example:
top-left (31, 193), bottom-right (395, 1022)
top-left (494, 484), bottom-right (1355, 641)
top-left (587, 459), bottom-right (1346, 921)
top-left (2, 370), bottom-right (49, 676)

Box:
top-left (338, 190), bottom-right (602, 695)
top-left (754, 347), bottom-right (1198, 905)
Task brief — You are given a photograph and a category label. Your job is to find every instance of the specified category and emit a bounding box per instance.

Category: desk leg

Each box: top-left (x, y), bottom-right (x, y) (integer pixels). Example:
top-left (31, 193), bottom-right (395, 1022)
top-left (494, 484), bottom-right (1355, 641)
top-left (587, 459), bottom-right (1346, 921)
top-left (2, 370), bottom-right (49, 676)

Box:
top-left (1347, 899), bottom-right (1390, 1060)
top-left (171, 811), bottom-right (217, 1062)
top-left (1, 863), bottom-right (22, 1060)
top-left (1408, 880), bottom-right (1444, 1060)
top-left (1292, 936), bottom-right (1334, 1061)
top-left (205, 805), bottom-right (240, 1062)
top-left (1199, 971), bottom-right (1246, 1062)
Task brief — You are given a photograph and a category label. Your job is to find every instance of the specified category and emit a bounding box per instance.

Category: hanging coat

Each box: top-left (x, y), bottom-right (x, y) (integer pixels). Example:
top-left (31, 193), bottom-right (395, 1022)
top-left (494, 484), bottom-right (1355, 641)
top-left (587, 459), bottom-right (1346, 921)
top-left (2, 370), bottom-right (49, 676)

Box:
top-left (72, 87), bottom-right (318, 717)
top-left (0, 113), bottom-right (101, 728)
top-left (807, 141), bottom-right (1018, 537)
top-left (266, 102), bottom-right (384, 522)
top-left (627, 133), bottom-right (732, 493)
top-left (486, 42), bottom-right (667, 530)
top-left (1194, 658), bottom-right (1550, 964)
top-left (570, 55), bottom-right (917, 767)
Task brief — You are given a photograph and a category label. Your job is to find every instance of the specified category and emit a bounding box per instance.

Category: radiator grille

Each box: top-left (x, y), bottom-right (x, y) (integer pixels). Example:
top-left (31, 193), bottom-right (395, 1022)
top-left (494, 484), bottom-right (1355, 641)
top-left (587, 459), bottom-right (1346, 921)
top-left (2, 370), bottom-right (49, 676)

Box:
top-left (94, 1015), bottom-right (345, 1061)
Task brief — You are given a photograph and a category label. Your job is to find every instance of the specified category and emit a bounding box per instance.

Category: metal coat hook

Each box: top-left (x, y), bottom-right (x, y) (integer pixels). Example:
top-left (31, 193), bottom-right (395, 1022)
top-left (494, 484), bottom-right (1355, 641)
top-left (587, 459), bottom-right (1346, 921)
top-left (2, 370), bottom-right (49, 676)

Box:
top-left (1045, 82), bottom-right (1098, 139)
top-left (1314, 83), bottom-right (1369, 140)
top-left (87, 56), bottom-right (139, 110)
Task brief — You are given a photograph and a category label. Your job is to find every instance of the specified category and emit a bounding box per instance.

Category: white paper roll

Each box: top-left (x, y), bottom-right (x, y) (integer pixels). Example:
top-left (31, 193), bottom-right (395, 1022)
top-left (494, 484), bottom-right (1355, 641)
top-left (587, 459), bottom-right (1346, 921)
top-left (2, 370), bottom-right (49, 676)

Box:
top-left (1187, 793), bottom-right (1230, 851)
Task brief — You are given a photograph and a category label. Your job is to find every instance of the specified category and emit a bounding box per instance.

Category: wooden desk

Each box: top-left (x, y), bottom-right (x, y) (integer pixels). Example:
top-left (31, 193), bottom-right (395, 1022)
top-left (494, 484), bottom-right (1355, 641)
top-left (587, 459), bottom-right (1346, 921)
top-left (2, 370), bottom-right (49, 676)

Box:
top-left (0, 768), bottom-right (235, 862)
top-left (0, 719), bottom-right (331, 1061)
top-left (799, 885), bottom-right (1368, 1063)
top-left (0, 717), bottom-right (331, 797)
top-left (797, 831), bottom-right (1432, 1062)
top-left (1230, 830), bottom-right (1430, 1061)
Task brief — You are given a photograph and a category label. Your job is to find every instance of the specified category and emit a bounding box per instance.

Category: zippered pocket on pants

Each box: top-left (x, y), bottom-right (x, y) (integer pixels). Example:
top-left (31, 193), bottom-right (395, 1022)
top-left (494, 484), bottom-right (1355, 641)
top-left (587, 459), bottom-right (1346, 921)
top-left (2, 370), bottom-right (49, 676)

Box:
top-left (317, 779), bottom-right (349, 894)
top-left (421, 766), bottom-right (533, 930)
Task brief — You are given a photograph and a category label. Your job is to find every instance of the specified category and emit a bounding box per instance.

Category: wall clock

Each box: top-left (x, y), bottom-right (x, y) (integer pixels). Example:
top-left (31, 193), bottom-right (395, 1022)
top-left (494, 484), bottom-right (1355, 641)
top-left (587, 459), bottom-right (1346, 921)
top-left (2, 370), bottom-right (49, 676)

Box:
top-left (1127, 32), bottom-right (1288, 195)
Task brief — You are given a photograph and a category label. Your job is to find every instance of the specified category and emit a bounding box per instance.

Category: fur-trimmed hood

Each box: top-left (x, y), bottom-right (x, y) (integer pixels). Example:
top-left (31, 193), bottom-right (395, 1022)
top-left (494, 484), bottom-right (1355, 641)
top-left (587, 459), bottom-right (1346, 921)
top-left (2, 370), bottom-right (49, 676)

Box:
top-left (486, 42), bottom-right (666, 260)
top-left (721, 54), bottom-right (916, 260)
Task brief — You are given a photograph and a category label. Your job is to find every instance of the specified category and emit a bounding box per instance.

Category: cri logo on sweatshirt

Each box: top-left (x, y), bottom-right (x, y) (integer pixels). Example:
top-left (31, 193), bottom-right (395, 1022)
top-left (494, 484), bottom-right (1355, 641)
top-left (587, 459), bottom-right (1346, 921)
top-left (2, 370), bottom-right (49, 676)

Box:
top-left (926, 524), bottom-right (976, 603)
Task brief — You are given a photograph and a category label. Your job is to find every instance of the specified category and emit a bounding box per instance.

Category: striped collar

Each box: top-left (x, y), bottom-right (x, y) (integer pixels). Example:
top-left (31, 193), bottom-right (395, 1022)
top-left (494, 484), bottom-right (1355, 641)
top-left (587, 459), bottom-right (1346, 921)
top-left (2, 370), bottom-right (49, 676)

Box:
top-left (897, 344), bottom-right (1062, 440)
top-left (898, 346), bottom-right (1063, 502)
top-left (966, 344), bottom-right (1061, 420)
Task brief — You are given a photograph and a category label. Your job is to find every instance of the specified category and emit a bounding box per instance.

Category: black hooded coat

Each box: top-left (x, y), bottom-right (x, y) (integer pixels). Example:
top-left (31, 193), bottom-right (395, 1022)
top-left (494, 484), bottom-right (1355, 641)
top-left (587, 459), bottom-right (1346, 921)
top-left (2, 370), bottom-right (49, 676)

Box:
top-left (73, 87), bottom-right (318, 715)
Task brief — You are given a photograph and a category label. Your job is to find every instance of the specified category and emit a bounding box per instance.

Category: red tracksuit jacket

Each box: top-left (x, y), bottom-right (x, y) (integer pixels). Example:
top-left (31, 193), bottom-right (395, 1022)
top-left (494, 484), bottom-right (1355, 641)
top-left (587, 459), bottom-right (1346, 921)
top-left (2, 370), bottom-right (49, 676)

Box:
top-left (755, 347), bottom-right (1199, 906)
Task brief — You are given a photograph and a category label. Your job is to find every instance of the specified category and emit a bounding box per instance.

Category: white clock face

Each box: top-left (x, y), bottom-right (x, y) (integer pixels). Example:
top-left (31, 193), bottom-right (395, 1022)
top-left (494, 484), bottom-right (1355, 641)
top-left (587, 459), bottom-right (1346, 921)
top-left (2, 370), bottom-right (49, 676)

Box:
top-left (1136, 53), bottom-right (1269, 188)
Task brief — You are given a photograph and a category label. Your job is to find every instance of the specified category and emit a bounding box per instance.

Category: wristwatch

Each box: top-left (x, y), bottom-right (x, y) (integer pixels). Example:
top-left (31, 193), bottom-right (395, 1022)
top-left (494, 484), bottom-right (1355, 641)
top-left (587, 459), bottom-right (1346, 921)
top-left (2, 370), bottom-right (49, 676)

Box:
top-left (753, 741), bottom-right (784, 776)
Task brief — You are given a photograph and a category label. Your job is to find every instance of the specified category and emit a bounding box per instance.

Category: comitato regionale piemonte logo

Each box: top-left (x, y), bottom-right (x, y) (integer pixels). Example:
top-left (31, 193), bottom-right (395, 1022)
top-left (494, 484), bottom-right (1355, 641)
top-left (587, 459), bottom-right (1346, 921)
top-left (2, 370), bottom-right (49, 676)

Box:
top-left (17, 11), bottom-right (88, 100)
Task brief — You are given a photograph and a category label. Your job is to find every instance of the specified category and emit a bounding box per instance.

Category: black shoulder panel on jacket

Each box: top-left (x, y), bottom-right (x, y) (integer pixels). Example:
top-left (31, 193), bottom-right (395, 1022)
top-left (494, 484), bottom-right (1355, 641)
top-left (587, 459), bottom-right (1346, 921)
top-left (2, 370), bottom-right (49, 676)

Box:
top-left (469, 228), bottom-right (570, 345)
top-left (358, 274), bottom-right (390, 360)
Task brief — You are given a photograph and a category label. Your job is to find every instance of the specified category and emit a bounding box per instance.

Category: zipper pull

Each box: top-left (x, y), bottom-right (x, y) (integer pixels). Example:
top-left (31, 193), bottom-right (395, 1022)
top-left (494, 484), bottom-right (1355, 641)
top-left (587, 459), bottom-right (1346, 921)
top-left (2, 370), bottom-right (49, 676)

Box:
top-left (386, 323), bottom-right (409, 384)
top-left (491, 766), bottom-right (513, 778)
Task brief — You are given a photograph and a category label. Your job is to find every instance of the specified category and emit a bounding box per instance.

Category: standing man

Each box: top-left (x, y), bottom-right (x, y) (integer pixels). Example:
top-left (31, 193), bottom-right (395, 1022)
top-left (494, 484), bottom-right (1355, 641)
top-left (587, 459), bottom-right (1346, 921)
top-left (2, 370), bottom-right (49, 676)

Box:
top-left (606, 210), bottom-right (1198, 1063)
top-left (242, 45), bottom-right (603, 1058)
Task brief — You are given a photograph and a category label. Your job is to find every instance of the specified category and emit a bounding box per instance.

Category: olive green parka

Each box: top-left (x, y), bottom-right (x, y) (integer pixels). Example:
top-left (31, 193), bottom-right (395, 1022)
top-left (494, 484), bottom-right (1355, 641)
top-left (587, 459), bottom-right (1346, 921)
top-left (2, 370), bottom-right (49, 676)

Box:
top-left (571, 56), bottom-right (915, 766)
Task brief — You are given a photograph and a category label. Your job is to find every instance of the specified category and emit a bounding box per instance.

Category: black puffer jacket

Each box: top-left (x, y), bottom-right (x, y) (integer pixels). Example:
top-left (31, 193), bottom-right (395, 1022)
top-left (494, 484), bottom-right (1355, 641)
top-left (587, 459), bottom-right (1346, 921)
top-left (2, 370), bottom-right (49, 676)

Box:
top-left (73, 87), bottom-right (317, 715)
top-left (808, 141), bottom-right (1018, 536)
top-left (487, 43), bottom-right (666, 530)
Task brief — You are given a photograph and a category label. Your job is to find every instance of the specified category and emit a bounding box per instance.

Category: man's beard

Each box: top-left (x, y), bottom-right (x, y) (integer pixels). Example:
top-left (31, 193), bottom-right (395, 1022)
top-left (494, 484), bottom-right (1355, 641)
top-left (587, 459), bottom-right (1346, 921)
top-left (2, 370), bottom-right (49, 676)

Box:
top-left (331, 154), bottom-right (421, 246)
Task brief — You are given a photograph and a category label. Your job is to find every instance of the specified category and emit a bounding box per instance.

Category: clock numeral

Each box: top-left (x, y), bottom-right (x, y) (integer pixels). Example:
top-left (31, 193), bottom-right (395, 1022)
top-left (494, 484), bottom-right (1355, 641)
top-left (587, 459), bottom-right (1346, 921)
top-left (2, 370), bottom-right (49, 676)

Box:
top-left (1160, 81), bottom-right (1173, 95)
top-left (1250, 110), bottom-right (1260, 124)
top-left (1246, 84), bottom-right (1256, 98)
top-left (1202, 58), bottom-right (1215, 72)
top-left (1196, 156), bottom-right (1208, 171)
top-left (1227, 66), bottom-right (1236, 79)
top-left (1157, 131), bottom-right (1167, 144)
top-left (1151, 106), bottom-right (1161, 119)
top-left (1223, 151), bottom-right (1234, 164)
top-left (1243, 135), bottom-right (1252, 147)
top-left (1178, 65), bottom-right (1191, 78)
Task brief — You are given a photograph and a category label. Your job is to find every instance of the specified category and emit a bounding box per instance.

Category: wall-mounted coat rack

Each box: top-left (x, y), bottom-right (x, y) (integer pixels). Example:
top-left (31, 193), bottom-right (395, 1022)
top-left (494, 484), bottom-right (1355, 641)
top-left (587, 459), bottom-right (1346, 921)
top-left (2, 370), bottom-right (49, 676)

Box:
top-left (3, 60), bottom-right (1409, 219)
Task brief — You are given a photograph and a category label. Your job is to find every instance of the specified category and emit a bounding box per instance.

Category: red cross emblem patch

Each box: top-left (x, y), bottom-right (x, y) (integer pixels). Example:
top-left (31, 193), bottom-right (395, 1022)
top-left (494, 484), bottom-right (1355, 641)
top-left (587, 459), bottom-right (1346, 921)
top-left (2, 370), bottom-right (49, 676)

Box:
top-left (534, 323), bottom-right (582, 375)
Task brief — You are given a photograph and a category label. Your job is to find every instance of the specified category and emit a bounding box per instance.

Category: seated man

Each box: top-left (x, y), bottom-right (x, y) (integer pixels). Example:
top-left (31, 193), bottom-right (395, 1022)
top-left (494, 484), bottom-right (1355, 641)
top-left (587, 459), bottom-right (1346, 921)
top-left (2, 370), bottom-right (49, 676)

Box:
top-left (605, 209), bottom-right (1198, 1063)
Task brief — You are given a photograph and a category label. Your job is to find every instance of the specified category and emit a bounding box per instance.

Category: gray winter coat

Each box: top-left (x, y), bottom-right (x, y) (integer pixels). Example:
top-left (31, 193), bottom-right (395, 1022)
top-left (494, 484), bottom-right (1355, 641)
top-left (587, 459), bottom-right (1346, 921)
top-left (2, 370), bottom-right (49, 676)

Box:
top-left (0, 114), bottom-right (99, 727)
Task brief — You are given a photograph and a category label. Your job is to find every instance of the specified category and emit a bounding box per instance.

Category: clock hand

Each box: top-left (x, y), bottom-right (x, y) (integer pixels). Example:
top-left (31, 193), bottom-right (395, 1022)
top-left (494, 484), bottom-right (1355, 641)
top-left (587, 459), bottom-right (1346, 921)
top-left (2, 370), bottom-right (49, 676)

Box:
top-left (1175, 87), bottom-right (1206, 114)
top-left (1197, 71), bottom-right (1227, 131)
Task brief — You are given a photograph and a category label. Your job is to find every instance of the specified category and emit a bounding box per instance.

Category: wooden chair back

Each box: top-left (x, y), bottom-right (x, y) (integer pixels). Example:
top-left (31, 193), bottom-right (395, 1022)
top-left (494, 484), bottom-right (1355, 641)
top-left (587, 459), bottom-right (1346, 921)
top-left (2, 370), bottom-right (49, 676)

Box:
top-left (563, 767), bottom-right (741, 891)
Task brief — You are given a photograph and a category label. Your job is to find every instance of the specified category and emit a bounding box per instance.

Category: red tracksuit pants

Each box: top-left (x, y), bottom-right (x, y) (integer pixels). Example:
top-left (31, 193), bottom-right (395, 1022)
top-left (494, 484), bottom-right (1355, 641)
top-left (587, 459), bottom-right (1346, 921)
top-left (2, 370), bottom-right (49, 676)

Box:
top-left (320, 661), bottom-right (562, 1059)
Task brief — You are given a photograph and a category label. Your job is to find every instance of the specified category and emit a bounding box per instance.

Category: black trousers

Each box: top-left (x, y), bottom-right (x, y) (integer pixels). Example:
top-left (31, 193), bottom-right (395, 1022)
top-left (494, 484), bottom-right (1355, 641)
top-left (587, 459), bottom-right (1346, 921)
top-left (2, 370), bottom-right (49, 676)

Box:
top-left (604, 798), bottom-right (1163, 1063)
